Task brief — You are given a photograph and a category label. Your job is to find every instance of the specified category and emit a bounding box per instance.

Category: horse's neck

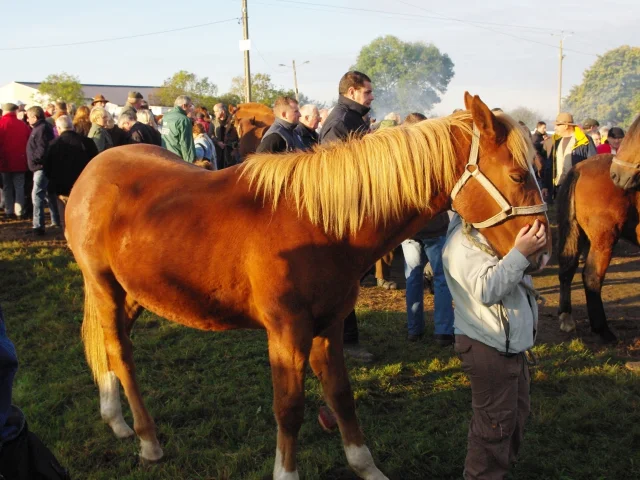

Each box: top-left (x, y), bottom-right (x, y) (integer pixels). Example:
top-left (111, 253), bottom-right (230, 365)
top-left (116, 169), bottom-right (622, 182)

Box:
top-left (352, 193), bottom-right (451, 264)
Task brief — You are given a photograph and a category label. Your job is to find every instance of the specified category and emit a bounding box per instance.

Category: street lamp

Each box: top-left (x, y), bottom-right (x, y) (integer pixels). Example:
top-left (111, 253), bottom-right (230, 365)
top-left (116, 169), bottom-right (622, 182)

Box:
top-left (279, 60), bottom-right (310, 102)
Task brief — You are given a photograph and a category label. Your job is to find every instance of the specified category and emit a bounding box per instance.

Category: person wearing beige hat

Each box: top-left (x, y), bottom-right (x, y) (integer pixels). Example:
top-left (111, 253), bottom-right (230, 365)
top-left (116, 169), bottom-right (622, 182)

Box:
top-left (91, 94), bottom-right (109, 107)
top-left (120, 91), bottom-right (143, 120)
top-left (542, 112), bottom-right (596, 200)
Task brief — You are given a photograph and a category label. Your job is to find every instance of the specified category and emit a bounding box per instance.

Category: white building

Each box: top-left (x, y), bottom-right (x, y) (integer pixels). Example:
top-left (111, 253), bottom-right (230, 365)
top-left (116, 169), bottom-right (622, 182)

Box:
top-left (0, 81), bottom-right (169, 117)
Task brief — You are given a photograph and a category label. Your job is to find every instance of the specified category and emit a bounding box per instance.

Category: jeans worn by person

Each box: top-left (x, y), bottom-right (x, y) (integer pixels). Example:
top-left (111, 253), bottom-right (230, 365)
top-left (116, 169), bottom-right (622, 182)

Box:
top-left (32, 171), bottom-right (60, 230)
top-left (401, 236), bottom-right (454, 338)
top-left (1, 173), bottom-right (25, 217)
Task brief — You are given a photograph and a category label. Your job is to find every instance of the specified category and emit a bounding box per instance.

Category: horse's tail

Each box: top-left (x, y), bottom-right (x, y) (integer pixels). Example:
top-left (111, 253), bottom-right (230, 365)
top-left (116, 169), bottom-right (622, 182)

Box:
top-left (81, 281), bottom-right (109, 385)
top-left (556, 168), bottom-right (584, 270)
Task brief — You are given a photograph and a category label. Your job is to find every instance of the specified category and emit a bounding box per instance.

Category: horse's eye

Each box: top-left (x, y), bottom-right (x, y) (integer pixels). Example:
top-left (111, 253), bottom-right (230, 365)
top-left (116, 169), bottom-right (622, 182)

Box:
top-left (509, 173), bottom-right (527, 183)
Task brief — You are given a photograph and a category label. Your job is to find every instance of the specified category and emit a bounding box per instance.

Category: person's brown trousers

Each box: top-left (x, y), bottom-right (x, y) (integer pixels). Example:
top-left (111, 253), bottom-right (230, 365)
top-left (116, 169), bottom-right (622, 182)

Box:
top-left (455, 334), bottom-right (531, 480)
top-left (374, 250), bottom-right (394, 280)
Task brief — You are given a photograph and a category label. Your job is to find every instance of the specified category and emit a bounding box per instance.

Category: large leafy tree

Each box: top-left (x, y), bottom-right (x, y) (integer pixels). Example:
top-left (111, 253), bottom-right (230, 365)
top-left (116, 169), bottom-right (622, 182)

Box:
top-left (36, 72), bottom-right (85, 105)
top-left (351, 35), bottom-right (454, 116)
top-left (228, 72), bottom-right (294, 106)
top-left (150, 70), bottom-right (219, 107)
top-left (564, 46), bottom-right (640, 128)
top-left (507, 106), bottom-right (544, 130)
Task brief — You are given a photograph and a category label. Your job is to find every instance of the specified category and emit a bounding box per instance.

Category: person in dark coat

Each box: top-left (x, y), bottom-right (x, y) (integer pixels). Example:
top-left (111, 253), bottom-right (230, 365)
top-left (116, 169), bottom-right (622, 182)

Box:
top-left (256, 96), bottom-right (304, 154)
top-left (25, 106), bottom-right (60, 235)
top-left (117, 112), bottom-right (161, 146)
top-left (531, 121), bottom-right (547, 157)
top-left (318, 71), bottom-right (373, 145)
top-left (43, 115), bottom-right (98, 228)
top-left (294, 104), bottom-right (320, 149)
top-left (321, 71), bottom-right (374, 362)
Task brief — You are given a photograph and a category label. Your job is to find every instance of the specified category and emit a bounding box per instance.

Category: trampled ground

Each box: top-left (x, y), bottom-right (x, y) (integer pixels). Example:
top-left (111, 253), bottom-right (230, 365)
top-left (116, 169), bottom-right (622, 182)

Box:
top-left (1, 212), bottom-right (639, 479)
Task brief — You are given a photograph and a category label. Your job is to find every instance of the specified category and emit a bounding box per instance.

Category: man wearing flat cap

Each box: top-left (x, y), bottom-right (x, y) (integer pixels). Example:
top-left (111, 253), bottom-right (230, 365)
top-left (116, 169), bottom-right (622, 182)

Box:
top-left (582, 118), bottom-right (600, 136)
top-left (120, 91), bottom-right (143, 119)
top-left (542, 112), bottom-right (596, 200)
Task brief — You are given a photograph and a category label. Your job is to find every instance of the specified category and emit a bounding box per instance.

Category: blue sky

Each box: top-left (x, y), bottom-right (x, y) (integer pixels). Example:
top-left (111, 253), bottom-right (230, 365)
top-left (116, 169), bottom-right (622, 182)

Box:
top-left (1, 0), bottom-right (637, 119)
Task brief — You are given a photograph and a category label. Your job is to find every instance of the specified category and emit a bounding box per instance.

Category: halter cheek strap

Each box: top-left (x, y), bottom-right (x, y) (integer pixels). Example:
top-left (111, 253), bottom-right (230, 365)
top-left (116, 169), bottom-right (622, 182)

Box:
top-left (612, 156), bottom-right (640, 170)
top-left (450, 124), bottom-right (548, 229)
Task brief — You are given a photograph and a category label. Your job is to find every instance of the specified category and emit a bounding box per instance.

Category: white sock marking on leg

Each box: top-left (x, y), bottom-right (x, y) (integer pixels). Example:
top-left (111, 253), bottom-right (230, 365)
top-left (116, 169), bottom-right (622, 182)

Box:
top-left (345, 444), bottom-right (389, 480)
top-left (99, 371), bottom-right (134, 438)
top-left (274, 448), bottom-right (300, 480)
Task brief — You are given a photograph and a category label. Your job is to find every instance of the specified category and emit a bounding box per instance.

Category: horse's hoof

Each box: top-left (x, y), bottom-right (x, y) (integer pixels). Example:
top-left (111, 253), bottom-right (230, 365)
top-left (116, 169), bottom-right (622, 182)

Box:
top-left (139, 455), bottom-right (164, 466)
top-left (595, 329), bottom-right (618, 344)
top-left (559, 313), bottom-right (576, 333)
top-left (110, 421), bottom-right (135, 439)
top-left (139, 439), bottom-right (163, 464)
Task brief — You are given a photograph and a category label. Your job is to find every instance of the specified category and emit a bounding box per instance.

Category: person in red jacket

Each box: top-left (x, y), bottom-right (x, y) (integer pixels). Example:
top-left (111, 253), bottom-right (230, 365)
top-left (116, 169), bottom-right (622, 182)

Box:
top-left (0, 103), bottom-right (31, 219)
top-left (596, 127), bottom-right (624, 155)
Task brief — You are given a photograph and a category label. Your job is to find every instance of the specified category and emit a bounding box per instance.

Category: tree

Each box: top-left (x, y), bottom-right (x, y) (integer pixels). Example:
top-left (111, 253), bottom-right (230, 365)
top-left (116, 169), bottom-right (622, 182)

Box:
top-left (228, 72), bottom-right (294, 106)
top-left (36, 72), bottom-right (85, 106)
top-left (351, 35), bottom-right (454, 117)
top-left (564, 46), bottom-right (640, 128)
top-left (507, 107), bottom-right (544, 130)
top-left (150, 70), bottom-right (219, 107)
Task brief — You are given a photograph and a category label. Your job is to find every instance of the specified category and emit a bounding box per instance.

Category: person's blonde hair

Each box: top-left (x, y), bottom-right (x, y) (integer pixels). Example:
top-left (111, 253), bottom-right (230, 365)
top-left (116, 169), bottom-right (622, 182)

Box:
top-left (137, 109), bottom-right (158, 129)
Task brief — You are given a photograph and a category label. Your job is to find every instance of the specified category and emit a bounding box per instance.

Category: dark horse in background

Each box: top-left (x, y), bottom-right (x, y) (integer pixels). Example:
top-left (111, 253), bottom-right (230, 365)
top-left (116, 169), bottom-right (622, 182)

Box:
top-left (557, 117), bottom-right (640, 341)
top-left (65, 94), bottom-right (550, 479)
top-left (610, 114), bottom-right (640, 189)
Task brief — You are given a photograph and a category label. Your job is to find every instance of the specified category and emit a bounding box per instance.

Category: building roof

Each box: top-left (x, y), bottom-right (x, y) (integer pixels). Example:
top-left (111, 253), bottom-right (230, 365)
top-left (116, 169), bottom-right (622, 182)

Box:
top-left (15, 81), bottom-right (161, 106)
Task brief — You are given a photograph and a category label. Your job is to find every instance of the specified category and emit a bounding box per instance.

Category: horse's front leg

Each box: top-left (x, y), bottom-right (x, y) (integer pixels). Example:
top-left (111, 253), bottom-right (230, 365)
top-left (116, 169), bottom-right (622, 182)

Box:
top-left (309, 322), bottom-right (389, 480)
top-left (267, 321), bottom-right (313, 480)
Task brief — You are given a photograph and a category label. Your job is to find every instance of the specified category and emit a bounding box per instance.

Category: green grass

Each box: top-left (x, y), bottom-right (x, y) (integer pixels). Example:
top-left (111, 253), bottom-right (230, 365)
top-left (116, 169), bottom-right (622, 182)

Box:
top-left (1, 240), bottom-right (639, 479)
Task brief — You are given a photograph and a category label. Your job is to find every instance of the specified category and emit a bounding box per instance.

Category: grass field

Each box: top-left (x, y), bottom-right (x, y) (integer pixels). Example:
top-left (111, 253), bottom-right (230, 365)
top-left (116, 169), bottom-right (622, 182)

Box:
top-left (1, 236), bottom-right (639, 479)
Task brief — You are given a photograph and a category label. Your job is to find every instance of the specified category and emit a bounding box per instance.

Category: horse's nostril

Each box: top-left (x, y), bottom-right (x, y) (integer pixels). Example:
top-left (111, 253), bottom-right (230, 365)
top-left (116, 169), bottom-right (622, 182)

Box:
top-left (610, 171), bottom-right (618, 181)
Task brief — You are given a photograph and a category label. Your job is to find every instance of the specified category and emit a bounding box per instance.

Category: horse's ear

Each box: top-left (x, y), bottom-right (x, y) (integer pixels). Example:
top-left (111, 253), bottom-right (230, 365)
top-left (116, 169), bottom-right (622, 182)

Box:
top-left (250, 116), bottom-right (256, 125)
top-left (463, 92), bottom-right (473, 111)
top-left (469, 95), bottom-right (499, 142)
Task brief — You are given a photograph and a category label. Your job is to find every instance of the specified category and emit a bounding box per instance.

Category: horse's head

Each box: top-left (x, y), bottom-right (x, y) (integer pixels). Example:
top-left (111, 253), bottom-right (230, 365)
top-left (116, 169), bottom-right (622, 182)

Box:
top-left (610, 116), bottom-right (640, 189)
top-left (236, 117), bottom-right (271, 159)
top-left (451, 92), bottom-right (551, 271)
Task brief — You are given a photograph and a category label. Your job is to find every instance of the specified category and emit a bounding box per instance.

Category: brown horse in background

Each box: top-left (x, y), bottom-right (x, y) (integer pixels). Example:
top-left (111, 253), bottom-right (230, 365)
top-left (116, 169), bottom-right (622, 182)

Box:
top-left (557, 154), bottom-right (640, 342)
top-left (610, 114), bottom-right (640, 189)
top-left (225, 102), bottom-right (275, 161)
top-left (65, 93), bottom-right (550, 479)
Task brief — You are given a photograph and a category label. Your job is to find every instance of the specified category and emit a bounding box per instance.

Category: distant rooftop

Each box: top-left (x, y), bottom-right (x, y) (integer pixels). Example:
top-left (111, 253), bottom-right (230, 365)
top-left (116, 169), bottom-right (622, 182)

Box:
top-left (15, 81), bottom-right (162, 106)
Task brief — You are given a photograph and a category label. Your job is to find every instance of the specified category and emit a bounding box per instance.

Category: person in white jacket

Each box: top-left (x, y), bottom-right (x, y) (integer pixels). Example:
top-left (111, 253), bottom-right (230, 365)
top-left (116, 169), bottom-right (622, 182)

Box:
top-left (443, 213), bottom-right (547, 480)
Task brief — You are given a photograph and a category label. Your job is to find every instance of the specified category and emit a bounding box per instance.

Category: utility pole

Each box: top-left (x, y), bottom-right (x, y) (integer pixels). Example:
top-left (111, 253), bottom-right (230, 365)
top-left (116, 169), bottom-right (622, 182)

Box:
top-left (558, 36), bottom-right (564, 114)
top-left (279, 60), bottom-right (309, 102)
top-left (554, 31), bottom-right (572, 114)
top-left (241, 0), bottom-right (252, 102)
top-left (292, 60), bottom-right (299, 102)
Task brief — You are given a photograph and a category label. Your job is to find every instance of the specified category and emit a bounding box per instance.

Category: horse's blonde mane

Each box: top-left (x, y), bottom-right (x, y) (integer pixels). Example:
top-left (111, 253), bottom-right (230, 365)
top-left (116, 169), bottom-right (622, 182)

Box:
top-left (242, 112), bottom-right (532, 238)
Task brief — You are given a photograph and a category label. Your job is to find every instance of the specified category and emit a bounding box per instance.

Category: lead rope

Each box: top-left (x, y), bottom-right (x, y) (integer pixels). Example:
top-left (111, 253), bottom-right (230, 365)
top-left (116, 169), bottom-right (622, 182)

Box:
top-left (460, 219), bottom-right (544, 362)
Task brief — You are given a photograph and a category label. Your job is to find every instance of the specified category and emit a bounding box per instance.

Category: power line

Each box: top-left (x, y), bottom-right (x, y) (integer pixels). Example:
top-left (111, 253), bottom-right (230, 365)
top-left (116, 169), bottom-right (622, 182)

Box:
top-left (0, 18), bottom-right (239, 51)
top-left (396, 0), bottom-right (598, 57)
top-left (259, 0), bottom-right (564, 34)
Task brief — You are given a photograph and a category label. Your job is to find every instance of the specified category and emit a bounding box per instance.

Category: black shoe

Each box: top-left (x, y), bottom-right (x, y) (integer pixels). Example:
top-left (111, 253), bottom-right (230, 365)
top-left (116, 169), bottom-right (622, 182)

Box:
top-left (434, 334), bottom-right (454, 347)
top-left (407, 333), bottom-right (424, 342)
top-left (27, 227), bottom-right (45, 236)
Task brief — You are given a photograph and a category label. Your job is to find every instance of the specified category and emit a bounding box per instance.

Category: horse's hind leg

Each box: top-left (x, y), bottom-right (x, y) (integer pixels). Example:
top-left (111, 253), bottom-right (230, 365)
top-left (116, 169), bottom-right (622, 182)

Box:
top-left (309, 322), bottom-right (388, 480)
top-left (99, 294), bottom-right (143, 439)
top-left (582, 239), bottom-right (616, 343)
top-left (558, 237), bottom-right (587, 333)
top-left (84, 279), bottom-right (163, 462)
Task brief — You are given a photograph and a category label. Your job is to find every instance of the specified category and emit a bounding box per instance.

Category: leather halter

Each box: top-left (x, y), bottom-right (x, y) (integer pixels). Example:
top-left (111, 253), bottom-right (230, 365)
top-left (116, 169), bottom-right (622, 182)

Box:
top-left (450, 124), bottom-right (548, 229)
top-left (612, 156), bottom-right (640, 170)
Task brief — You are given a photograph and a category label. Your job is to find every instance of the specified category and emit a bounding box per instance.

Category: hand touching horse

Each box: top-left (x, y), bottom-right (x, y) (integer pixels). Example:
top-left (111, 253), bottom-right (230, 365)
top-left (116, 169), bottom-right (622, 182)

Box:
top-left (66, 93), bottom-right (549, 479)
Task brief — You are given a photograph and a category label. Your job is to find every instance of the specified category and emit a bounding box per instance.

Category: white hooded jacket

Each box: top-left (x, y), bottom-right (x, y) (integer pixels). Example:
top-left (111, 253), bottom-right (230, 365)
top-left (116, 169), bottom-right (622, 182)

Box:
top-left (442, 214), bottom-right (538, 354)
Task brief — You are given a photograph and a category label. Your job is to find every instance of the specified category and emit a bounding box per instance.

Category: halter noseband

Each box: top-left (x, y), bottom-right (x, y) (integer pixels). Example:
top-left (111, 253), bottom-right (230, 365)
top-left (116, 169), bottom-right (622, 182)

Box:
top-left (612, 156), bottom-right (640, 170)
top-left (450, 124), bottom-right (548, 229)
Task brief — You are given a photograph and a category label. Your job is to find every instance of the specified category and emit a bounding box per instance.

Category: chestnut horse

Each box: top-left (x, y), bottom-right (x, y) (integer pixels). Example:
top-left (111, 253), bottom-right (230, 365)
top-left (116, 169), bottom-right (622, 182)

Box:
top-left (225, 102), bottom-right (275, 161)
top-left (610, 114), bottom-right (640, 189)
top-left (557, 154), bottom-right (639, 342)
top-left (65, 93), bottom-right (550, 479)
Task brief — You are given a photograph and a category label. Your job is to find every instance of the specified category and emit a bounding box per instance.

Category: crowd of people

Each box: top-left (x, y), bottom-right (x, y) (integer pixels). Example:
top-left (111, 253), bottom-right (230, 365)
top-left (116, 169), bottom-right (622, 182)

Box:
top-left (0, 69), bottom-right (632, 479)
